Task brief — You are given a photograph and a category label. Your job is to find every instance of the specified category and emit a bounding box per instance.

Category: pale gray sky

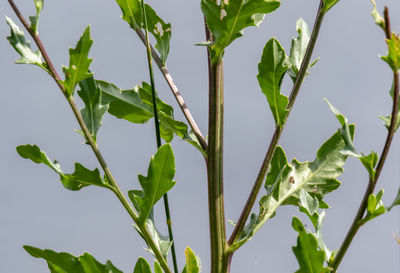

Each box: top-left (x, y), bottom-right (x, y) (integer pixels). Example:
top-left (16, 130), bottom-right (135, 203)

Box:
top-left (1, 0), bottom-right (399, 272)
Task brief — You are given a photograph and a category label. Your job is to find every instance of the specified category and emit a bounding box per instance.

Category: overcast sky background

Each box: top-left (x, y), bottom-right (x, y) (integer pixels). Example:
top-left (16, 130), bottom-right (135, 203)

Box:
top-left (1, 0), bottom-right (400, 272)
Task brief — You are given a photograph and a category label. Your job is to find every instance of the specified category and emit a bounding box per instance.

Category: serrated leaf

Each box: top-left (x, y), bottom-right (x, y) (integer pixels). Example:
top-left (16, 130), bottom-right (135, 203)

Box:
top-left (359, 190), bottom-right (386, 225)
top-left (29, 0), bottom-right (44, 35)
top-left (115, 0), bottom-right (142, 29)
top-left (98, 80), bottom-right (205, 155)
top-left (381, 34), bottom-right (400, 72)
top-left (201, 0), bottom-right (280, 63)
top-left (144, 4), bottom-right (171, 64)
top-left (257, 38), bottom-right (289, 128)
top-left (133, 257), bottom-right (152, 273)
top-left (182, 247), bottom-right (201, 273)
top-left (359, 151), bottom-right (378, 180)
top-left (5, 16), bottom-right (48, 71)
top-left (371, 0), bottom-right (385, 31)
top-left (322, 0), bottom-right (340, 13)
top-left (288, 18), bottom-right (311, 81)
top-left (132, 144), bottom-right (176, 223)
top-left (61, 26), bottom-right (93, 97)
top-left (16, 144), bottom-right (111, 191)
top-left (232, 127), bottom-right (354, 249)
top-left (24, 246), bottom-right (122, 273)
top-left (77, 75), bottom-right (109, 142)
top-left (291, 217), bottom-right (330, 273)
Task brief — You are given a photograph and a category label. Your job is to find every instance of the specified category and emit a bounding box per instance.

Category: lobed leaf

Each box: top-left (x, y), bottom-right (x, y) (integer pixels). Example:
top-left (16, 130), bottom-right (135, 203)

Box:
top-left (29, 0), bottom-right (44, 35)
top-left (182, 246), bottom-right (201, 273)
top-left (16, 144), bottom-right (111, 191)
top-left (257, 38), bottom-right (289, 128)
top-left (381, 34), bottom-right (400, 72)
top-left (24, 246), bottom-right (123, 273)
top-left (288, 18), bottom-right (311, 81)
top-left (61, 26), bottom-right (93, 97)
top-left (201, 0), bottom-right (280, 63)
top-left (77, 75), bottom-right (109, 142)
top-left (5, 16), bottom-right (48, 71)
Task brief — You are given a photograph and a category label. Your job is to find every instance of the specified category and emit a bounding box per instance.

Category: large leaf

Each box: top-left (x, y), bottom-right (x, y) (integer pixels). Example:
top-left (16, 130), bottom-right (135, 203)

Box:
top-left (5, 16), bottom-right (48, 71)
top-left (288, 18), bottom-right (311, 81)
top-left (16, 144), bottom-right (111, 191)
top-left (24, 246), bottom-right (123, 273)
top-left (131, 144), bottom-right (176, 223)
top-left (257, 38), bottom-right (289, 128)
top-left (115, 0), bottom-right (142, 29)
top-left (232, 126), bottom-right (354, 249)
top-left (381, 34), bottom-right (400, 72)
top-left (291, 217), bottom-right (331, 273)
top-left (201, 0), bottom-right (280, 63)
top-left (182, 247), bottom-right (201, 273)
top-left (98, 80), bottom-right (205, 155)
top-left (61, 26), bottom-right (93, 97)
top-left (77, 76), bottom-right (109, 142)
top-left (29, 0), bottom-right (44, 35)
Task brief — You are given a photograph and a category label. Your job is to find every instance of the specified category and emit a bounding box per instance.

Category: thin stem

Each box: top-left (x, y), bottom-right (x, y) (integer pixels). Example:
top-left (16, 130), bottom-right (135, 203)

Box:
top-left (141, 2), bottom-right (178, 273)
top-left (135, 29), bottom-right (208, 152)
top-left (227, 0), bottom-right (326, 248)
top-left (331, 7), bottom-right (399, 271)
top-left (7, 1), bottom-right (172, 272)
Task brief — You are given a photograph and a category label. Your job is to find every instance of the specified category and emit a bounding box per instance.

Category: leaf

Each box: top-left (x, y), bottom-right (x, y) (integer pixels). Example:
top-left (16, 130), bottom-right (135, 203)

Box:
top-left (359, 151), bottom-right (378, 180)
top-left (133, 257), bottom-right (152, 273)
top-left (98, 80), bottom-right (205, 155)
top-left (132, 144), bottom-right (176, 223)
top-left (359, 190), bottom-right (386, 225)
top-left (144, 4), bottom-right (171, 64)
top-left (77, 75), bottom-right (109, 142)
top-left (154, 261), bottom-right (162, 273)
top-left (371, 0), bottom-right (385, 31)
top-left (29, 0), bottom-right (44, 35)
top-left (5, 16), bottom-right (48, 71)
top-left (16, 144), bottom-right (111, 191)
top-left (61, 26), bottom-right (93, 97)
top-left (379, 113), bottom-right (400, 132)
top-left (182, 247), bottom-right (201, 273)
top-left (291, 217), bottom-right (331, 273)
top-left (257, 38), bottom-right (289, 128)
top-left (201, 0), bottom-right (280, 63)
top-left (381, 34), bottom-right (400, 72)
top-left (115, 0), bottom-right (142, 29)
top-left (388, 187), bottom-right (400, 211)
top-left (288, 18), bottom-right (311, 81)
top-left (24, 246), bottom-right (123, 273)
top-left (322, 0), bottom-right (340, 13)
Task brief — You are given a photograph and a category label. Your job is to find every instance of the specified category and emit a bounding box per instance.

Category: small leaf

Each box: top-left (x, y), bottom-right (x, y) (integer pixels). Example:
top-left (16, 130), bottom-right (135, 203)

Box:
top-left (201, 0), bottom-right (280, 63)
top-left (133, 144), bottom-right (176, 223)
top-left (144, 4), bottom-right (171, 64)
top-left (370, 0), bottom-right (385, 31)
top-left (16, 144), bottom-right (111, 191)
top-left (5, 16), bottom-right (48, 71)
top-left (29, 0), bottom-right (44, 35)
top-left (133, 257), bottom-right (152, 273)
top-left (292, 217), bottom-right (330, 273)
top-left (257, 38), bottom-right (289, 128)
top-left (115, 0), bottom-right (142, 29)
top-left (388, 187), bottom-right (400, 211)
top-left (359, 151), bottom-right (378, 180)
top-left (381, 34), bottom-right (400, 72)
top-left (77, 75), bottom-right (109, 142)
top-left (359, 190), bottom-right (386, 225)
top-left (379, 113), bottom-right (400, 132)
top-left (299, 189), bottom-right (319, 216)
top-left (61, 26), bottom-right (93, 97)
top-left (288, 18), bottom-right (311, 82)
top-left (182, 247), bottom-right (201, 273)
top-left (322, 0), bottom-right (340, 13)
top-left (154, 261), bottom-right (162, 273)
top-left (24, 246), bottom-right (123, 273)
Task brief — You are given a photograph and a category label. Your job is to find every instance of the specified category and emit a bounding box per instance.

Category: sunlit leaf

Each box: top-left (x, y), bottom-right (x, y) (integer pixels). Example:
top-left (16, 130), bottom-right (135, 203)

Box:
top-left (288, 18), bottom-right (311, 81)
top-left (257, 38), bottom-right (289, 128)
top-left (201, 0), bottom-right (280, 63)
top-left (371, 0), bottom-right (385, 31)
top-left (182, 246), bottom-right (201, 273)
top-left (16, 144), bottom-right (111, 191)
top-left (29, 0), bottom-right (44, 34)
top-left (133, 257), bottom-right (152, 273)
top-left (61, 26), bottom-right (93, 97)
top-left (115, 0), bottom-right (142, 28)
top-left (359, 190), bottom-right (386, 225)
top-left (381, 34), bottom-right (400, 72)
top-left (359, 151), bottom-right (378, 180)
top-left (322, 0), bottom-right (340, 13)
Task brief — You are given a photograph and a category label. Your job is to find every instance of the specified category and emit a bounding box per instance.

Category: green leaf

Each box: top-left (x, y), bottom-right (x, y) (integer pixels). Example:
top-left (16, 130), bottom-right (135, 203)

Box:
top-left (98, 80), bottom-right (205, 155)
top-left (359, 151), bottom-right (378, 180)
top-left (182, 247), bottom-right (201, 273)
top-left (291, 217), bottom-right (331, 273)
top-left (379, 113), bottom-right (400, 132)
top-left (29, 0), bottom-right (44, 35)
top-left (24, 246), bottom-right (123, 273)
top-left (133, 257), bottom-right (152, 273)
top-left (288, 18), bottom-right (311, 81)
top-left (381, 34), bottom-right (400, 72)
top-left (16, 144), bottom-right (111, 191)
top-left (322, 0), bottom-right (340, 13)
top-left (257, 38), bottom-right (289, 128)
top-left (5, 16), bottom-right (48, 71)
top-left (61, 26), bottom-right (93, 97)
top-left (359, 190), bottom-right (386, 225)
top-left (387, 187), bottom-right (400, 211)
top-left (115, 0), bottom-right (142, 29)
top-left (77, 75), bottom-right (109, 142)
top-left (201, 0), bottom-right (280, 63)
top-left (132, 144), bottom-right (176, 223)
top-left (154, 261), bottom-right (162, 273)
top-left (144, 4), bottom-right (171, 64)
top-left (371, 0), bottom-right (385, 31)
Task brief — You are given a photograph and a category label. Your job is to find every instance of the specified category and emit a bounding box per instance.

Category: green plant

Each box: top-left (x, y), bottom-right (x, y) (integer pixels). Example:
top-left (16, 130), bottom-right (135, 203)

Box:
top-left (3, 0), bottom-right (400, 272)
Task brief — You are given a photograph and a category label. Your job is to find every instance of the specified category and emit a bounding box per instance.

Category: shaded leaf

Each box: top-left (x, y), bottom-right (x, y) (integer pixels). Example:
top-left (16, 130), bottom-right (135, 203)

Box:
top-left (257, 38), bottom-right (289, 128)
top-left (29, 0), bottom-right (44, 34)
top-left (291, 217), bottom-right (331, 273)
top-left (371, 0), bottom-right (385, 31)
top-left (182, 246), bottom-right (201, 273)
top-left (288, 18), bottom-right (311, 81)
top-left (77, 75), bottom-right (109, 142)
top-left (381, 34), bottom-right (400, 72)
top-left (24, 246), bottom-right (122, 273)
top-left (134, 257), bottom-right (152, 273)
top-left (201, 0), bottom-right (280, 63)
top-left (5, 16), bottom-right (48, 71)
top-left (16, 144), bottom-right (111, 191)
top-left (322, 0), bottom-right (340, 13)
top-left (359, 190), bottom-right (386, 225)
top-left (61, 26), bottom-right (93, 97)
